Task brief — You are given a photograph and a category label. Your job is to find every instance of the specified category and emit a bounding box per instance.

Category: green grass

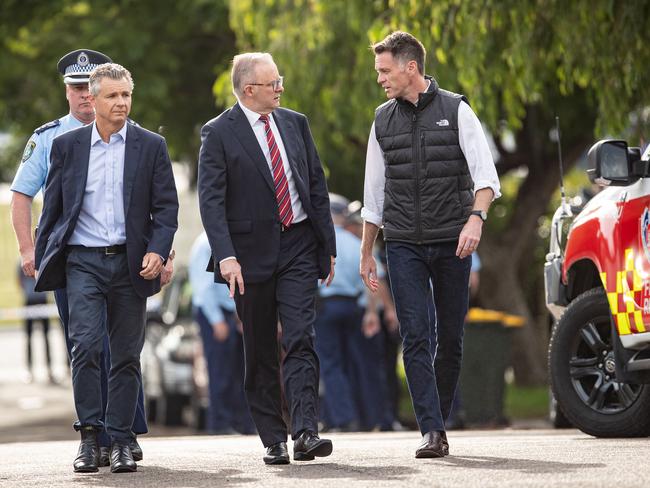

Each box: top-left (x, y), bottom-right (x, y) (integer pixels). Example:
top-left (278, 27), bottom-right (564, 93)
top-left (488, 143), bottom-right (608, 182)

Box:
top-left (0, 202), bottom-right (47, 323)
top-left (504, 384), bottom-right (549, 419)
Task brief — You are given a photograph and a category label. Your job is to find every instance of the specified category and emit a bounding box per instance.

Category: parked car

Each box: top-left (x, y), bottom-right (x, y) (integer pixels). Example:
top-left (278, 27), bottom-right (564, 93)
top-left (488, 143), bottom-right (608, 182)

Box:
top-left (545, 140), bottom-right (650, 437)
top-left (143, 267), bottom-right (200, 426)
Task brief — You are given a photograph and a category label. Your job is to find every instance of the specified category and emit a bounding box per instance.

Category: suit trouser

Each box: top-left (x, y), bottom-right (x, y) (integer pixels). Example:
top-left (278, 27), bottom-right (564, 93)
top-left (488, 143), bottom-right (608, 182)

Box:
top-left (54, 288), bottom-right (148, 447)
top-left (235, 222), bottom-right (321, 447)
top-left (386, 241), bottom-right (471, 434)
top-left (194, 307), bottom-right (254, 433)
top-left (64, 248), bottom-right (146, 442)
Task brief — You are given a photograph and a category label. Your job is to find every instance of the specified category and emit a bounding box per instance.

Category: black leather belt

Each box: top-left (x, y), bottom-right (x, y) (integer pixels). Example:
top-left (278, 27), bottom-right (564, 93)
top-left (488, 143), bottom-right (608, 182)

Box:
top-left (281, 219), bottom-right (310, 233)
top-left (67, 244), bottom-right (126, 255)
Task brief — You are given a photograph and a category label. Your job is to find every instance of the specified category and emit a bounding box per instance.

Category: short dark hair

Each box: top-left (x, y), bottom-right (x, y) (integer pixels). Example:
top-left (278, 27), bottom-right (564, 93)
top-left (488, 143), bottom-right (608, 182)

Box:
top-left (372, 31), bottom-right (426, 75)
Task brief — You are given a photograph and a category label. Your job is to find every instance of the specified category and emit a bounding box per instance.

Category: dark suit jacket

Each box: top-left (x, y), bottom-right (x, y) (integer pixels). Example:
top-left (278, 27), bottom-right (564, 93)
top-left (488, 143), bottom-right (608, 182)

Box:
top-left (34, 123), bottom-right (179, 298)
top-left (198, 104), bottom-right (336, 284)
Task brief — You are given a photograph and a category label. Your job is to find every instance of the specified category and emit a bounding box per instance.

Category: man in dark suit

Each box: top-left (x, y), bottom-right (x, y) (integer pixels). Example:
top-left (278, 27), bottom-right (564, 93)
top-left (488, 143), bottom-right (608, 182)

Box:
top-left (198, 52), bottom-right (336, 465)
top-left (35, 63), bottom-right (178, 473)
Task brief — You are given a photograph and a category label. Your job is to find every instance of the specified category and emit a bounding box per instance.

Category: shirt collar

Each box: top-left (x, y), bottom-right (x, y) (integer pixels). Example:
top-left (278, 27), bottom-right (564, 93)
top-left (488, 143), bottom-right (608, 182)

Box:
top-left (91, 121), bottom-right (128, 145)
top-left (238, 100), bottom-right (273, 127)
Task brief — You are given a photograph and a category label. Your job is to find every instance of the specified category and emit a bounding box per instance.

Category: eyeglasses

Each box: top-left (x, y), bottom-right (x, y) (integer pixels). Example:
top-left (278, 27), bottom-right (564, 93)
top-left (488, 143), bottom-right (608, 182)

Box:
top-left (248, 76), bottom-right (284, 90)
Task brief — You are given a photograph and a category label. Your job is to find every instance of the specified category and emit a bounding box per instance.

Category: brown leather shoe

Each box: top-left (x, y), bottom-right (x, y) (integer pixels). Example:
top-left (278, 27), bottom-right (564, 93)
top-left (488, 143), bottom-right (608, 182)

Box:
top-left (415, 431), bottom-right (445, 458)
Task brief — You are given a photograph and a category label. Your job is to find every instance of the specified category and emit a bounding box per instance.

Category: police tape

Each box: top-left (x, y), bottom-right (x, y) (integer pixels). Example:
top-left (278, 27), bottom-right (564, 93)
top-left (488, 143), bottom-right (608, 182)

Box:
top-left (0, 304), bottom-right (60, 321)
top-left (466, 307), bottom-right (525, 327)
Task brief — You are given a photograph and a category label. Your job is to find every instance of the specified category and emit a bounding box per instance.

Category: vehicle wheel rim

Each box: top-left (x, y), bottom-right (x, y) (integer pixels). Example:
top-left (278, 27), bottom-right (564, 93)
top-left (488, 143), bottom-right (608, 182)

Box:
top-left (569, 315), bottom-right (642, 414)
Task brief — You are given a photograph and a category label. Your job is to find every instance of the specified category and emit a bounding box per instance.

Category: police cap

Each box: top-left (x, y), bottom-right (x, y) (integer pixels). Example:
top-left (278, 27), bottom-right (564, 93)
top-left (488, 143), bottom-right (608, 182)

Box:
top-left (57, 49), bottom-right (112, 84)
top-left (329, 193), bottom-right (350, 217)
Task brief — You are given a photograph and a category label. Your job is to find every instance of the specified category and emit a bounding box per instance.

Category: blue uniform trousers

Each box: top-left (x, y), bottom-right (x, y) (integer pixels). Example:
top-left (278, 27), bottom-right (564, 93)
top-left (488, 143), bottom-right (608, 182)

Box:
top-left (194, 307), bottom-right (254, 434)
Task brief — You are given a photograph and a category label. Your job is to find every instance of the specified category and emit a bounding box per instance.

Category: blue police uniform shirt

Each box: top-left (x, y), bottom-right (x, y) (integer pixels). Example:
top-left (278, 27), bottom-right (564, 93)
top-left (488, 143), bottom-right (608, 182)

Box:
top-left (11, 113), bottom-right (85, 197)
top-left (471, 252), bottom-right (481, 272)
top-left (189, 232), bottom-right (235, 325)
top-left (319, 225), bottom-right (367, 299)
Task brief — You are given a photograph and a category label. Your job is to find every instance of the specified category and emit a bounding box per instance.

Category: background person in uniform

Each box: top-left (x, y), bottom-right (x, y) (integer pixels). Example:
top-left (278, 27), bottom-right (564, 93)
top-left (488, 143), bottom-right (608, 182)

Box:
top-left (198, 52), bottom-right (336, 465)
top-left (189, 232), bottom-right (255, 435)
top-left (346, 201), bottom-right (402, 431)
top-left (34, 63), bottom-right (178, 473)
top-left (360, 31), bottom-right (500, 458)
top-left (9, 49), bottom-right (155, 465)
top-left (314, 194), bottom-right (366, 432)
top-left (17, 262), bottom-right (54, 384)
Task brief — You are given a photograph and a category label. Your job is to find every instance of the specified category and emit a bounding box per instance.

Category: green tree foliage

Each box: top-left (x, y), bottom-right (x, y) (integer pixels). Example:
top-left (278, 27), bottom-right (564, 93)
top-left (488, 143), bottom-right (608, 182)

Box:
top-left (0, 0), bottom-right (235, 180)
top-left (221, 0), bottom-right (650, 384)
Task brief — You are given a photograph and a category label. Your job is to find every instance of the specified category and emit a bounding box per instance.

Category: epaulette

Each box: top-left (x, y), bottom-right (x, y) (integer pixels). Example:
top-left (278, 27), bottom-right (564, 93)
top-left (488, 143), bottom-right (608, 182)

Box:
top-left (34, 119), bottom-right (61, 135)
top-left (127, 118), bottom-right (140, 127)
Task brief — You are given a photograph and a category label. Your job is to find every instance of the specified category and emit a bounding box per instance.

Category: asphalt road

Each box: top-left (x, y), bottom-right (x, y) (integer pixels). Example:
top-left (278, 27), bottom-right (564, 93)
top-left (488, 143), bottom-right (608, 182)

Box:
top-left (2, 325), bottom-right (647, 487)
top-left (0, 430), bottom-right (647, 488)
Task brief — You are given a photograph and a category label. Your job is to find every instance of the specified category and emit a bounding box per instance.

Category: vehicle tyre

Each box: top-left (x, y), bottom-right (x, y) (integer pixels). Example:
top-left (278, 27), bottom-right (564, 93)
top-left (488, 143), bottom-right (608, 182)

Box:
top-left (548, 391), bottom-right (572, 428)
top-left (549, 288), bottom-right (650, 437)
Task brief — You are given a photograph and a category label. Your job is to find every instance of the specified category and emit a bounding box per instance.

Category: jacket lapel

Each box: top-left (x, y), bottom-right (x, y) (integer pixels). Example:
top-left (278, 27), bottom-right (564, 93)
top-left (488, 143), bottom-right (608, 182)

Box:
top-left (73, 126), bottom-right (92, 212)
top-left (228, 104), bottom-right (275, 194)
top-left (123, 123), bottom-right (142, 214)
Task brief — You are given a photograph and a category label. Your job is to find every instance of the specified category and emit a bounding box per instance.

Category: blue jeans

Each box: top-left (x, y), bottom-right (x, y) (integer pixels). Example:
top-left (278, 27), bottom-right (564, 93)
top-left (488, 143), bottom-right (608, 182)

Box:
top-left (386, 241), bottom-right (471, 434)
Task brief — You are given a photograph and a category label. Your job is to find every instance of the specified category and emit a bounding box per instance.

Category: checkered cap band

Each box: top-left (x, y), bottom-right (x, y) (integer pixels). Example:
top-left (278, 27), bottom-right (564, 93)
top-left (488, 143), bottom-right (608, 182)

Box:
top-left (64, 63), bottom-right (101, 75)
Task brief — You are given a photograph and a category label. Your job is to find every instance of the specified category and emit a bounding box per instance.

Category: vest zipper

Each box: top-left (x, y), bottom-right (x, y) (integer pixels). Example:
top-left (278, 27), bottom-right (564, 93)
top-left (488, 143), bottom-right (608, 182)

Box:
top-left (412, 112), bottom-right (422, 243)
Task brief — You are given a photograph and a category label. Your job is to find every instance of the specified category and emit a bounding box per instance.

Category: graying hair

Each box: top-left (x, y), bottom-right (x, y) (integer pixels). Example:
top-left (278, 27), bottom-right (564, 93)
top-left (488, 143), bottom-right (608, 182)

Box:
top-left (88, 63), bottom-right (134, 96)
top-left (231, 52), bottom-right (274, 98)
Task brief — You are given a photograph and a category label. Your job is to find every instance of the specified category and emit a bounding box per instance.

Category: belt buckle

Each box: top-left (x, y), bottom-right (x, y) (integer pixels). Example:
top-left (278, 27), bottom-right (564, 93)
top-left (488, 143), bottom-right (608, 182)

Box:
top-left (104, 246), bottom-right (117, 256)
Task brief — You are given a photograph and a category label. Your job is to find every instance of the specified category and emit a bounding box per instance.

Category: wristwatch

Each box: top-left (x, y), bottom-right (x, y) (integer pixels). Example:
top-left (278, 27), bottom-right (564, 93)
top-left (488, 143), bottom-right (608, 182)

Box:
top-left (470, 210), bottom-right (487, 222)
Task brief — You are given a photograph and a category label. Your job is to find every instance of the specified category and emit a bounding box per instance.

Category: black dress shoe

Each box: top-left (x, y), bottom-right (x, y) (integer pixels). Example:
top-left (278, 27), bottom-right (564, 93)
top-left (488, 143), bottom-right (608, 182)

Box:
top-left (415, 431), bottom-right (445, 458)
top-left (293, 431), bottom-right (333, 461)
top-left (99, 446), bottom-right (110, 467)
top-left (129, 438), bottom-right (143, 462)
top-left (110, 441), bottom-right (137, 473)
top-left (441, 431), bottom-right (449, 456)
top-left (263, 442), bottom-right (290, 465)
top-left (73, 427), bottom-right (99, 473)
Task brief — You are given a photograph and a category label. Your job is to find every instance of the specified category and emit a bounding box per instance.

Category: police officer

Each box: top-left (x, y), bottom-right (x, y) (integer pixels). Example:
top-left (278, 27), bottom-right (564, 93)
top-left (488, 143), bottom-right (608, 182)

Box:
top-left (315, 194), bottom-right (384, 431)
top-left (189, 232), bottom-right (254, 435)
top-left (10, 49), bottom-right (148, 466)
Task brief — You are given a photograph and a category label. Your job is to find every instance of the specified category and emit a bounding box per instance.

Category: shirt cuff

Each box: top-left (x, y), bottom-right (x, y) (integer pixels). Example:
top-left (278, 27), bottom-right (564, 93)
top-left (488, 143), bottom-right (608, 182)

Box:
top-left (473, 180), bottom-right (501, 200)
top-left (361, 208), bottom-right (382, 227)
top-left (219, 256), bottom-right (237, 265)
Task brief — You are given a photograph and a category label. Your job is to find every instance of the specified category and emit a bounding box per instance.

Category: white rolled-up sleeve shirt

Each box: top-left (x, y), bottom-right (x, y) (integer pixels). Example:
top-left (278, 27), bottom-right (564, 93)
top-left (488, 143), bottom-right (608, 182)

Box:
top-left (361, 100), bottom-right (501, 227)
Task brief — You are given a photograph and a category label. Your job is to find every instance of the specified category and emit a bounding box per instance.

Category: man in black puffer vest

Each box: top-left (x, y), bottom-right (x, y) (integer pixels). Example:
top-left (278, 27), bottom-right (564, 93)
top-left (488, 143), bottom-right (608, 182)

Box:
top-left (360, 31), bottom-right (500, 458)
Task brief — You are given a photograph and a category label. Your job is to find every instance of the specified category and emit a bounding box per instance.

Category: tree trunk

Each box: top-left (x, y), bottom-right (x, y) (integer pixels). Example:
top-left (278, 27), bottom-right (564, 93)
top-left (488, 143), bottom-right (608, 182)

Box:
top-left (478, 105), bottom-right (593, 385)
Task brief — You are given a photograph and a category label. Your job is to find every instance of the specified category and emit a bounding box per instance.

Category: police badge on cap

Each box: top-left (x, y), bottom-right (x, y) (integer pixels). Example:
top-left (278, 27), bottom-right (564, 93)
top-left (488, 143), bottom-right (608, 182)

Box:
top-left (57, 49), bottom-right (112, 84)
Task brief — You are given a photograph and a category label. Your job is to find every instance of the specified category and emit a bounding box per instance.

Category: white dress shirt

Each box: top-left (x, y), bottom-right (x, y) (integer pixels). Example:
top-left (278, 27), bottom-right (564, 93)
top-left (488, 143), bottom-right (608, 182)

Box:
top-left (361, 100), bottom-right (501, 227)
top-left (238, 102), bottom-right (307, 223)
top-left (68, 122), bottom-right (127, 246)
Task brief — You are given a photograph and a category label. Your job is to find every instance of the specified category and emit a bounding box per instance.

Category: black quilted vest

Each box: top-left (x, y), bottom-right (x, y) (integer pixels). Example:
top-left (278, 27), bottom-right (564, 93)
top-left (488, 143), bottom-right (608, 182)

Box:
top-left (374, 77), bottom-right (474, 243)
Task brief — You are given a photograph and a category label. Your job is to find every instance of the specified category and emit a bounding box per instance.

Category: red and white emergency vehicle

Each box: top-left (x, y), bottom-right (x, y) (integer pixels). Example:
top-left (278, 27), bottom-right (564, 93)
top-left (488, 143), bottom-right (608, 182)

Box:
top-left (545, 139), bottom-right (650, 437)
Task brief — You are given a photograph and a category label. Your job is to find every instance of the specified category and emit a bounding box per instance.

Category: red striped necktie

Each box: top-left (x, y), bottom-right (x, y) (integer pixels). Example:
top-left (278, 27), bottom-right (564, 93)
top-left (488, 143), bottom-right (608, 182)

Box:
top-left (259, 114), bottom-right (294, 229)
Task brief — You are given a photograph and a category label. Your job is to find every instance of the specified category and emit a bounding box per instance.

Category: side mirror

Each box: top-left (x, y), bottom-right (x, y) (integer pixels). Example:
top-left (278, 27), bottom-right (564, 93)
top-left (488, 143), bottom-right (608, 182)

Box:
top-left (587, 139), bottom-right (640, 186)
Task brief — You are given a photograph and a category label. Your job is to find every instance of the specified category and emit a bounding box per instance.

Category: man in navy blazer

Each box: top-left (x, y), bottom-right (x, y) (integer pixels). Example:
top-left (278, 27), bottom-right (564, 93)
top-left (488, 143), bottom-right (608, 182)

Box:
top-left (35, 63), bottom-right (178, 473)
top-left (198, 52), bottom-right (336, 465)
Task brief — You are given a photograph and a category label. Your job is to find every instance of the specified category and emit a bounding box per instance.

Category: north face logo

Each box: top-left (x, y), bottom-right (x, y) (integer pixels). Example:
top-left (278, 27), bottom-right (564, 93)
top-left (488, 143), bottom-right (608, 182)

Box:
top-left (436, 119), bottom-right (450, 127)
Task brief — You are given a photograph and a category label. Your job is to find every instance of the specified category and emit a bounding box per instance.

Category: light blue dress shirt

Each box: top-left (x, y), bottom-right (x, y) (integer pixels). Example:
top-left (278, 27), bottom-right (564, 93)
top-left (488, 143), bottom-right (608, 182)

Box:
top-left (68, 122), bottom-right (128, 246)
top-left (11, 113), bottom-right (85, 197)
top-left (189, 232), bottom-right (236, 325)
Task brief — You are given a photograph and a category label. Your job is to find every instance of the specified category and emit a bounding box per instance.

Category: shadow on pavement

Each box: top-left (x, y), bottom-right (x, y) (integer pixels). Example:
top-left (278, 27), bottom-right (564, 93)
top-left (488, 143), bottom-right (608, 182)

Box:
top-left (273, 462), bottom-right (419, 481)
top-left (441, 455), bottom-right (605, 474)
top-left (67, 467), bottom-right (259, 487)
